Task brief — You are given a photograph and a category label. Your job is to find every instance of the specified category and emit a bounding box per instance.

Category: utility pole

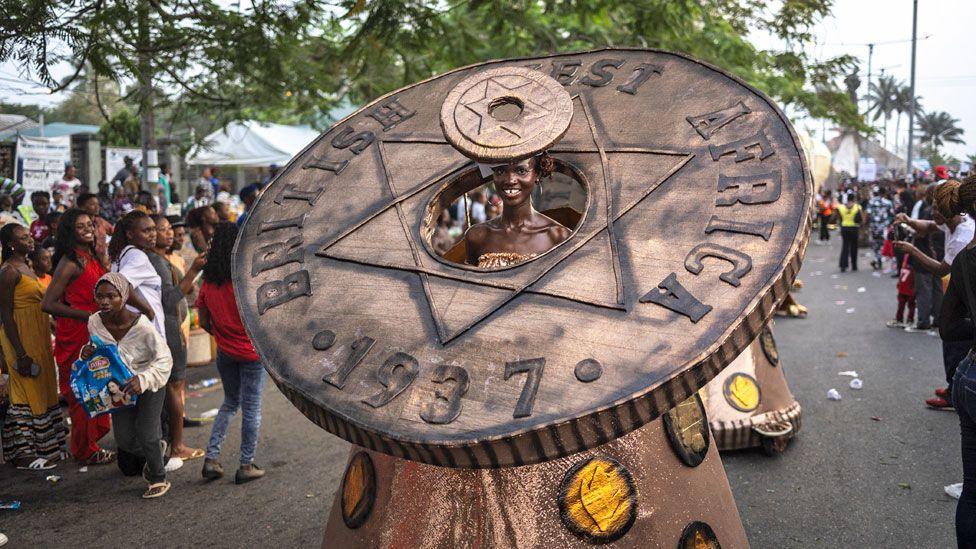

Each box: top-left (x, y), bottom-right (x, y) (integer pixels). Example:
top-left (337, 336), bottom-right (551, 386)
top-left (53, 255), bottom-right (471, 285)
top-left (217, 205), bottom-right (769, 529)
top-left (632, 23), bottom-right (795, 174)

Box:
top-left (906, 0), bottom-right (918, 177)
top-left (865, 43), bottom-right (874, 116)
top-left (137, 0), bottom-right (158, 190)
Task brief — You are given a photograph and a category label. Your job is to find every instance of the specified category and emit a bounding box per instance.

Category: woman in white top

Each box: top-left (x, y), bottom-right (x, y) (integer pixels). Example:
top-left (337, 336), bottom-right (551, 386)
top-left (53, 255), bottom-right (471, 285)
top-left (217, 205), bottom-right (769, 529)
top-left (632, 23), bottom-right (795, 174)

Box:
top-left (108, 210), bottom-right (165, 336)
top-left (82, 273), bottom-right (173, 498)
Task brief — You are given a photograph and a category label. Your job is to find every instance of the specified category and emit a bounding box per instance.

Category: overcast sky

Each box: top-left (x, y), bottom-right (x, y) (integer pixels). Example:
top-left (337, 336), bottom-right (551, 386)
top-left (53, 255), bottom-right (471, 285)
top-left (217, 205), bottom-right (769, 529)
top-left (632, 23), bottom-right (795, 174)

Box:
top-left (1, 0), bottom-right (972, 161)
top-left (756, 0), bottom-right (974, 160)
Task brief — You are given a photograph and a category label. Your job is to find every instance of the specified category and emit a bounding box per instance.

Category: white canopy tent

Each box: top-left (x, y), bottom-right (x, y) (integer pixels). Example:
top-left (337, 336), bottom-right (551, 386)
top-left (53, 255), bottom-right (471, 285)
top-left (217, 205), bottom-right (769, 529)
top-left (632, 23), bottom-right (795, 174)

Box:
top-left (185, 120), bottom-right (319, 167)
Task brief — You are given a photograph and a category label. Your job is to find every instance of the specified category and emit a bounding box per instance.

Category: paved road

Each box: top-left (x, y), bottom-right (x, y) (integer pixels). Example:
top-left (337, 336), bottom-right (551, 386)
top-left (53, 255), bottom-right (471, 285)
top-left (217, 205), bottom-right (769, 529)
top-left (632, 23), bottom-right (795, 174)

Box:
top-left (0, 233), bottom-right (960, 547)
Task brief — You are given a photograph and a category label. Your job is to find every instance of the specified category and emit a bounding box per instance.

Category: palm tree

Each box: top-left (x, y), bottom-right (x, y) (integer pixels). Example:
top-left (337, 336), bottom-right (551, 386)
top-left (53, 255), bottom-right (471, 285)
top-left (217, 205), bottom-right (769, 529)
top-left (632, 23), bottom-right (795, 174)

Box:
top-left (916, 111), bottom-right (966, 149)
top-left (866, 75), bottom-right (899, 149)
top-left (893, 84), bottom-right (922, 155)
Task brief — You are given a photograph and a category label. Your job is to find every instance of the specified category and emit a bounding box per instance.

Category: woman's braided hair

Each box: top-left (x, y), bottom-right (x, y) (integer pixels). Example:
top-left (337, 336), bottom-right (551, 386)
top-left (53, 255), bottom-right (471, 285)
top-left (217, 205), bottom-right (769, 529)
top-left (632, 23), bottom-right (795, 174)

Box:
top-left (935, 174), bottom-right (976, 219)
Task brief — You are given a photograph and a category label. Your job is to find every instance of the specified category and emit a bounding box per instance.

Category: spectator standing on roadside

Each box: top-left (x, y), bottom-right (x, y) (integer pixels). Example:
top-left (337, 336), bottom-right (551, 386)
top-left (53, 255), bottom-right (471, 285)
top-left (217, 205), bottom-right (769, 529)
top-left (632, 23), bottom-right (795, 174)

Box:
top-left (236, 185), bottom-right (258, 227)
top-left (197, 223), bottom-right (266, 484)
top-left (41, 209), bottom-right (115, 465)
top-left (0, 224), bottom-right (67, 469)
top-left (817, 190), bottom-right (834, 243)
top-left (157, 163), bottom-right (172, 208)
top-left (149, 215), bottom-right (201, 462)
top-left (899, 184), bottom-right (943, 332)
top-left (867, 186), bottom-right (894, 270)
top-left (51, 165), bottom-right (81, 208)
top-left (96, 181), bottom-right (117, 224)
top-left (76, 193), bottom-right (113, 264)
top-left (109, 210), bottom-right (165, 337)
top-left (934, 174), bottom-right (976, 547)
top-left (27, 191), bottom-right (51, 243)
top-left (837, 194), bottom-right (863, 272)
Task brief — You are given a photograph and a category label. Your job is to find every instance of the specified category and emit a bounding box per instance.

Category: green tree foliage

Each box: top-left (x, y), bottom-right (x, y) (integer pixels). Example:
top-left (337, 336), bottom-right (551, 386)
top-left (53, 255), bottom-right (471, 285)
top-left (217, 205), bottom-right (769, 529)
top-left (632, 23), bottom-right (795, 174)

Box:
top-left (0, 0), bottom-right (320, 142)
top-left (917, 111), bottom-right (965, 149)
top-left (892, 83), bottom-right (921, 155)
top-left (866, 75), bottom-right (898, 149)
top-left (273, 0), bottom-right (865, 131)
top-left (100, 109), bottom-right (142, 147)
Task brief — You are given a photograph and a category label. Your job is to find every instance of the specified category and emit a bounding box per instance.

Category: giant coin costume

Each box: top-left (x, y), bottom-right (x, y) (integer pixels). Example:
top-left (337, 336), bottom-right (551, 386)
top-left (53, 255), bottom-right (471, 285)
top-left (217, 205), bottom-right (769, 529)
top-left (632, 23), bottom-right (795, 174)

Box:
top-left (234, 48), bottom-right (812, 547)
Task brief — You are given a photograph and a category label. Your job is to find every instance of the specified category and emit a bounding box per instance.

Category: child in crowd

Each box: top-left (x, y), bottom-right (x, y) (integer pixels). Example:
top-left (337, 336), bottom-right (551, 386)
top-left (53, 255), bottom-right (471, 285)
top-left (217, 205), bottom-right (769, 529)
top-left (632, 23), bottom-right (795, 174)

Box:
top-left (30, 247), bottom-right (52, 290)
top-left (41, 212), bottom-right (61, 250)
top-left (82, 273), bottom-right (172, 498)
top-left (888, 254), bottom-right (916, 328)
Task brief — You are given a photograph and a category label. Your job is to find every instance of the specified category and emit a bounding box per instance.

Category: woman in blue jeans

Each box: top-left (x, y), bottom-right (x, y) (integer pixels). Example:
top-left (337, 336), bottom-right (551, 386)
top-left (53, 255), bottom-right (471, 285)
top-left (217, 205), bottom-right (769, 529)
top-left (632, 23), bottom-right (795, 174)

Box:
top-left (937, 176), bottom-right (976, 547)
top-left (193, 223), bottom-right (266, 484)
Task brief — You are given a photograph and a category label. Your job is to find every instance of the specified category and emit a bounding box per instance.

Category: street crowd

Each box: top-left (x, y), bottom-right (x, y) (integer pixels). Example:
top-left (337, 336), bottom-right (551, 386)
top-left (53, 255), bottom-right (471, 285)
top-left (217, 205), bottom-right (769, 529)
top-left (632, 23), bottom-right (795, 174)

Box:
top-left (0, 158), bottom-right (272, 506)
top-left (816, 165), bottom-right (976, 545)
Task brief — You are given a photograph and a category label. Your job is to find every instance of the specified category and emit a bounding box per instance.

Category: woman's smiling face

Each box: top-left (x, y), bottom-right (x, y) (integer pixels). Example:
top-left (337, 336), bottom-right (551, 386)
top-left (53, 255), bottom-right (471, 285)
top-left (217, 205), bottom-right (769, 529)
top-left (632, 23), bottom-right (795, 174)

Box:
top-left (492, 157), bottom-right (537, 209)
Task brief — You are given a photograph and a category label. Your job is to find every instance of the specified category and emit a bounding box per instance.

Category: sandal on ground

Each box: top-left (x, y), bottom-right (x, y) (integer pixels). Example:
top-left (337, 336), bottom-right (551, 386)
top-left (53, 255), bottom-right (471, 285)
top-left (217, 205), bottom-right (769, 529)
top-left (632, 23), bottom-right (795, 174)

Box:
top-left (85, 449), bottom-right (117, 466)
top-left (142, 481), bottom-right (171, 499)
top-left (15, 457), bottom-right (57, 471)
top-left (174, 447), bottom-right (205, 461)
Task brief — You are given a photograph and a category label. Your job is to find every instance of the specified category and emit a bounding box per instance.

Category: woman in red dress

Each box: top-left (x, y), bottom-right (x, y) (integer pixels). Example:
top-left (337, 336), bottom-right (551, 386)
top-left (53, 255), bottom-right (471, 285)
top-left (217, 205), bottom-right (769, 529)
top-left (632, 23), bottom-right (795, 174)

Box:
top-left (40, 209), bottom-right (115, 464)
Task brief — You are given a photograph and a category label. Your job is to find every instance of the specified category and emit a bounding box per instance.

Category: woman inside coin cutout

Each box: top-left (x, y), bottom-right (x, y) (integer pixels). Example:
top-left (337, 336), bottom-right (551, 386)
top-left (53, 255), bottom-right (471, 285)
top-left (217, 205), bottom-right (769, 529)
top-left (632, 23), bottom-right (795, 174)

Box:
top-left (463, 152), bottom-right (571, 268)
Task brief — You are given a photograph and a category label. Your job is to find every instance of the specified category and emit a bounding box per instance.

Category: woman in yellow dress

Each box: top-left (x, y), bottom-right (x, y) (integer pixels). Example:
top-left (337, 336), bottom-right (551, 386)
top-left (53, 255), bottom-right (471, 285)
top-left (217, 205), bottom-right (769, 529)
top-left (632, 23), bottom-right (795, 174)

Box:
top-left (0, 223), bottom-right (67, 469)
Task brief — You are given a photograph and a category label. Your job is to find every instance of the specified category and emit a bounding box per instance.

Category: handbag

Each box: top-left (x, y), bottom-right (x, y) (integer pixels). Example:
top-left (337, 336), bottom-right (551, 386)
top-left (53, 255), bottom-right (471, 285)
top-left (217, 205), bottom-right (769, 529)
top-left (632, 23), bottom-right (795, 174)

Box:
top-left (70, 335), bottom-right (139, 418)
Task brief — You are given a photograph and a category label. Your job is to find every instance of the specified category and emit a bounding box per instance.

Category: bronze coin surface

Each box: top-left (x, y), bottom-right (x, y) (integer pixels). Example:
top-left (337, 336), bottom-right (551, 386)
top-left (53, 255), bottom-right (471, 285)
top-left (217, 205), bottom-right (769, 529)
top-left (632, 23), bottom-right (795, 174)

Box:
top-left (233, 48), bottom-right (811, 468)
top-left (440, 66), bottom-right (574, 162)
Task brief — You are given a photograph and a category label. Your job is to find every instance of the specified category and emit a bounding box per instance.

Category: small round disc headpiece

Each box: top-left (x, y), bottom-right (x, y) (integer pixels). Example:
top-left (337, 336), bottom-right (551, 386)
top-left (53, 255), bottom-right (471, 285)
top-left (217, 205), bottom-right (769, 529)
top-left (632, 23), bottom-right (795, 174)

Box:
top-left (440, 66), bottom-right (573, 162)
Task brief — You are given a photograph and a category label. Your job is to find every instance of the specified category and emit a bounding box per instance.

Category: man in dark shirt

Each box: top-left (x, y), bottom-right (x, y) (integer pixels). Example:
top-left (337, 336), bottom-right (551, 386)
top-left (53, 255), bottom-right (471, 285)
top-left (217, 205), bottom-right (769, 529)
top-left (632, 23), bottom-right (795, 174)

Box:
top-left (905, 183), bottom-right (943, 332)
top-left (110, 155), bottom-right (135, 188)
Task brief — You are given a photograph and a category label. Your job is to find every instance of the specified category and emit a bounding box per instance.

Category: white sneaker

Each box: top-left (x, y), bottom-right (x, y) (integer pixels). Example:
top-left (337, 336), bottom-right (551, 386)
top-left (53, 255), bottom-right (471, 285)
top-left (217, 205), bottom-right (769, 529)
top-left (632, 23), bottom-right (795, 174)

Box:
top-left (946, 482), bottom-right (963, 499)
top-left (886, 320), bottom-right (905, 329)
top-left (0, 532), bottom-right (7, 546)
top-left (904, 325), bottom-right (932, 333)
top-left (164, 457), bottom-right (184, 473)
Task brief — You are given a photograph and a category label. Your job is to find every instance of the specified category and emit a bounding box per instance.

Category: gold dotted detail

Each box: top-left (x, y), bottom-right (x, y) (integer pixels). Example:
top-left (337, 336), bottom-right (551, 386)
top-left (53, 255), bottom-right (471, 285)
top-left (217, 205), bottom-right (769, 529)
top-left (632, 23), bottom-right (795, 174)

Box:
top-left (678, 521), bottom-right (721, 549)
top-left (340, 451), bottom-right (377, 529)
top-left (558, 457), bottom-right (637, 543)
top-left (723, 373), bottom-right (761, 412)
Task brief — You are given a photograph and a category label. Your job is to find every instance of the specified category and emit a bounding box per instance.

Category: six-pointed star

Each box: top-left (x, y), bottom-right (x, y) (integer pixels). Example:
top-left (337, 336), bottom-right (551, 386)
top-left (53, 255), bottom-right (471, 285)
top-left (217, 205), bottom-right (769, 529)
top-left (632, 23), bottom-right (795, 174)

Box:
top-left (460, 77), bottom-right (550, 139)
top-left (316, 96), bottom-right (693, 345)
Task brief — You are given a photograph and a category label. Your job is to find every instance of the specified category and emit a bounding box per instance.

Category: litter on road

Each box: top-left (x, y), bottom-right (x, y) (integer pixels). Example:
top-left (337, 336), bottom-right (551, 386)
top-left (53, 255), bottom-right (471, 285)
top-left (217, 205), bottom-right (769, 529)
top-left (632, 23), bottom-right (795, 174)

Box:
top-left (850, 379), bottom-right (863, 390)
top-left (827, 389), bottom-right (842, 401)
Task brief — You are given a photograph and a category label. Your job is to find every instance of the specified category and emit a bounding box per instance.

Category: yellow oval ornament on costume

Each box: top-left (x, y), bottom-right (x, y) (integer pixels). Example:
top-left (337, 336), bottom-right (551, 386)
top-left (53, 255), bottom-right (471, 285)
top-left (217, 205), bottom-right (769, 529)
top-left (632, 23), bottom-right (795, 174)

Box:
top-left (559, 456), bottom-right (637, 543)
top-left (723, 372), bottom-right (761, 412)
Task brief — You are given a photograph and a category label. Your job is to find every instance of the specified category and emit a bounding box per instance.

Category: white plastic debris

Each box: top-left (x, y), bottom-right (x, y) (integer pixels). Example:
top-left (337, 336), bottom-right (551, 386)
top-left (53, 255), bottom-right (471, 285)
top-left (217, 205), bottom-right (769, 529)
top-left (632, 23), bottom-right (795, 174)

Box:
top-left (834, 300), bottom-right (846, 305)
top-left (857, 287), bottom-right (866, 293)
top-left (827, 389), bottom-right (842, 401)
top-left (946, 483), bottom-right (963, 499)
top-left (830, 274), bottom-right (840, 279)
top-left (845, 308), bottom-right (856, 314)
top-left (200, 408), bottom-right (219, 419)
top-left (78, 466), bottom-right (88, 473)
top-left (838, 371), bottom-right (859, 377)
top-left (849, 378), bottom-right (863, 390)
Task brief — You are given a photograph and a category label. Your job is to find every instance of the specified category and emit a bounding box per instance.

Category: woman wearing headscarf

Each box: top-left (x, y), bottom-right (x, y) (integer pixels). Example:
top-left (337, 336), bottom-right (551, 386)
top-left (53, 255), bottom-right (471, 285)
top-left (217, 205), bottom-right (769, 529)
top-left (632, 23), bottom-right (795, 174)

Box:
top-left (83, 273), bottom-right (172, 498)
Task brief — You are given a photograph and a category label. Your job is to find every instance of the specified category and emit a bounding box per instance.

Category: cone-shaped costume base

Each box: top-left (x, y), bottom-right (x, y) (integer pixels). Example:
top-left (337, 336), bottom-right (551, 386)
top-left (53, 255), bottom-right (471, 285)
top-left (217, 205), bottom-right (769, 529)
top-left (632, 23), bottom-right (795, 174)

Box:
top-left (703, 324), bottom-right (801, 454)
top-left (323, 414), bottom-right (749, 548)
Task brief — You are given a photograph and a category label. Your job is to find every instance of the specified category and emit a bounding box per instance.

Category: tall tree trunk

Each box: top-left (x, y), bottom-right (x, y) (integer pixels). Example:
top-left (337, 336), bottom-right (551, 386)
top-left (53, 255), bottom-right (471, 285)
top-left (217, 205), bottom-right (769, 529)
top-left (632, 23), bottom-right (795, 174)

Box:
top-left (137, 0), bottom-right (157, 189)
top-left (883, 115), bottom-right (888, 150)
